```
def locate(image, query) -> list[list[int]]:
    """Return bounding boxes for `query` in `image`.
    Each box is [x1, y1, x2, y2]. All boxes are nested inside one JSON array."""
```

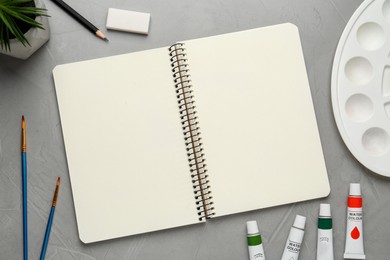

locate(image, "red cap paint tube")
[[247, 220, 265, 260], [344, 183, 365, 259]]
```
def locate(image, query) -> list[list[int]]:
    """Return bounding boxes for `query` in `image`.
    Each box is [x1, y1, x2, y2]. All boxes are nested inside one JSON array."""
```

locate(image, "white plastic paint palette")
[[332, 0, 390, 177]]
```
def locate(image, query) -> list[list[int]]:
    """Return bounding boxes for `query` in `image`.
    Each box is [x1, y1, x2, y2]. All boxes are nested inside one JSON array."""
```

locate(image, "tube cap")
[[319, 203, 331, 217], [246, 220, 259, 235], [293, 215, 306, 229], [349, 183, 361, 196]]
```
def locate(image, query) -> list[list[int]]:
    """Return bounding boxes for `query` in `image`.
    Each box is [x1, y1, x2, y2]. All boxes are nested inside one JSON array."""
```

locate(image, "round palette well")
[[332, 0, 390, 176]]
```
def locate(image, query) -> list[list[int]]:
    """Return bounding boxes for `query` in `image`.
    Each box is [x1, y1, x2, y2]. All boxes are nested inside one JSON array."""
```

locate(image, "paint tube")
[[281, 215, 306, 260], [317, 203, 334, 260], [247, 220, 266, 260], [344, 183, 365, 259]]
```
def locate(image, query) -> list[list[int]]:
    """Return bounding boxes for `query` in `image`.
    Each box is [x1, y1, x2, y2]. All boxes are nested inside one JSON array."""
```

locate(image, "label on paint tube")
[[281, 229, 304, 260], [317, 229, 334, 260], [346, 208, 363, 242], [248, 244, 265, 260], [344, 207, 365, 259], [348, 211, 363, 222], [286, 240, 301, 253]]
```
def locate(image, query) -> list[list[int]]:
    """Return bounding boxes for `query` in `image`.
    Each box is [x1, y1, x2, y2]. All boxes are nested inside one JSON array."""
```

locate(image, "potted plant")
[[0, 0, 50, 59]]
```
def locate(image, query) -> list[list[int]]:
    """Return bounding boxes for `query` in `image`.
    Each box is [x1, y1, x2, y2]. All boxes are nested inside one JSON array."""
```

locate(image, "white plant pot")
[[0, 0, 50, 60]]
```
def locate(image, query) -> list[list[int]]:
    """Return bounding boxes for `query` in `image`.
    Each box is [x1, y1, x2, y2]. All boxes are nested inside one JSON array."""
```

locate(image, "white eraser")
[[106, 8, 150, 35]]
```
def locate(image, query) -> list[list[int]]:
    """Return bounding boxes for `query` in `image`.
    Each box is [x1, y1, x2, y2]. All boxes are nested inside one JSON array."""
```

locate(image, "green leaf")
[[8, 15, 29, 46], [0, 0, 49, 51], [4, 8, 44, 29]]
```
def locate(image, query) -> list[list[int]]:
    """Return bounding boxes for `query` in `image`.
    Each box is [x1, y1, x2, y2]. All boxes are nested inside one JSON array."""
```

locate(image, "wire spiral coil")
[[168, 43, 215, 221]]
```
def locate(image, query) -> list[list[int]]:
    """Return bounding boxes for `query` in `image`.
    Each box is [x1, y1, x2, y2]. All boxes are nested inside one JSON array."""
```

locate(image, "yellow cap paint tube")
[[281, 215, 306, 260], [247, 220, 265, 260], [344, 183, 365, 259], [317, 203, 334, 260]]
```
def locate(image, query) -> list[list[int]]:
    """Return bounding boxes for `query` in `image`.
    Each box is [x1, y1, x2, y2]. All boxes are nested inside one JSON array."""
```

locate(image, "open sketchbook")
[[53, 23, 330, 243]]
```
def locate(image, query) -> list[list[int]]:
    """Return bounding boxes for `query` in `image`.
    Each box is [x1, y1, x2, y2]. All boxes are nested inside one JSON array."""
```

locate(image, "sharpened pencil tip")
[[57, 177, 61, 187], [96, 30, 109, 42]]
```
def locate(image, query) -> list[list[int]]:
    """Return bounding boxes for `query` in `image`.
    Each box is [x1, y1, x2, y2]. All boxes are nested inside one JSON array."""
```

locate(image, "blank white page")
[[183, 24, 330, 217], [53, 48, 202, 243]]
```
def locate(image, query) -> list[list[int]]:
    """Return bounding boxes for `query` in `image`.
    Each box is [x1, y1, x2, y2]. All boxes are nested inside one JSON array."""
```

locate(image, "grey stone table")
[[1, 0, 389, 259]]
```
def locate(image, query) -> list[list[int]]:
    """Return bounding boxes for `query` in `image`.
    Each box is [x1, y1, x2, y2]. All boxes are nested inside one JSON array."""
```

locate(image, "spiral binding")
[[168, 43, 215, 221]]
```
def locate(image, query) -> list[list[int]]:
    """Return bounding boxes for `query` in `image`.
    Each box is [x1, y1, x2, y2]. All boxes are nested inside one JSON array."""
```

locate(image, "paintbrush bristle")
[[52, 177, 61, 207]]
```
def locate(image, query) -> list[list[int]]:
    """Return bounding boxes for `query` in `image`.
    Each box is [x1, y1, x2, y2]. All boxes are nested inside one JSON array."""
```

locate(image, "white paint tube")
[[281, 215, 306, 260]]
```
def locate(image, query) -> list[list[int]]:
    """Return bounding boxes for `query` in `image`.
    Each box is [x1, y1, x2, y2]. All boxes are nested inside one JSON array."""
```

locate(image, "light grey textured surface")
[[1, 0, 389, 259]]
